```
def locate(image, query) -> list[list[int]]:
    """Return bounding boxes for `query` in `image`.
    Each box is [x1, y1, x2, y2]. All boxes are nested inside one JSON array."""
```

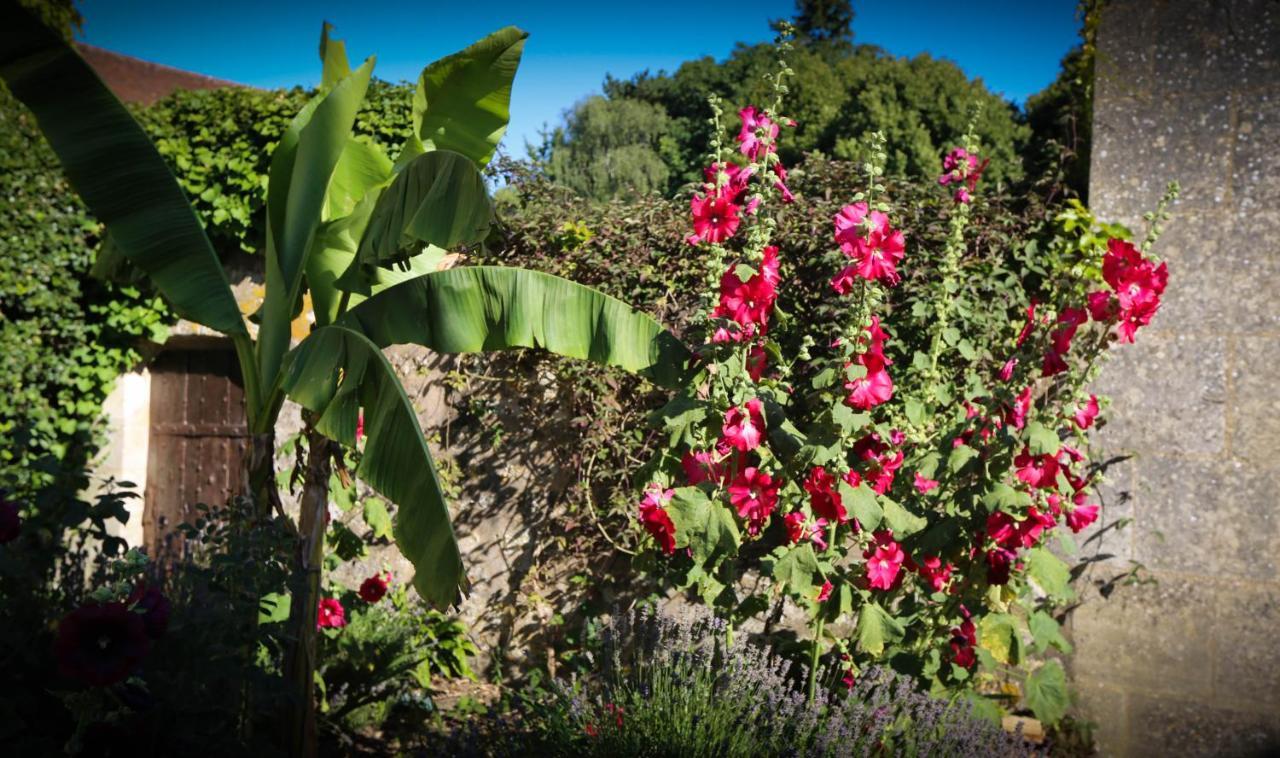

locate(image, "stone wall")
[[1073, 1, 1280, 754]]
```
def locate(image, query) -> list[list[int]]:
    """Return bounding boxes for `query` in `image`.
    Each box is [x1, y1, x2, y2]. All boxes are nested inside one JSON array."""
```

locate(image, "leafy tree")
[[773, 0, 855, 47], [545, 95, 677, 197]]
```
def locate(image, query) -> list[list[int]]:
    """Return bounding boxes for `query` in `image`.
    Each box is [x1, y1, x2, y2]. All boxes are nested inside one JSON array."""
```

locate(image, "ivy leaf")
[[1027, 547, 1073, 600], [1029, 610, 1072, 654], [978, 613, 1018, 665], [881, 496, 927, 537], [363, 498, 394, 540], [840, 480, 882, 531], [766, 543, 821, 597], [856, 601, 905, 656], [1025, 660, 1070, 725], [948, 444, 979, 474], [1026, 421, 1060, 456]]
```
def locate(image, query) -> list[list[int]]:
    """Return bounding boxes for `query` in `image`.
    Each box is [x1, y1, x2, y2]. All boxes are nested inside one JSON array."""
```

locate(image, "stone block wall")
[[1073, 1, 1280, 754]]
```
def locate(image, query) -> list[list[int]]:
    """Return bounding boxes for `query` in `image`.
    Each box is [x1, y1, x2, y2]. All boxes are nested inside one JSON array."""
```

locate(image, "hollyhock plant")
[[0, 495, 19, 544], [728, 467, 781, 535], [359, 572, 393, 603], [832, 203, 906, 286], [639, 485, 678, 554], [1066, 494, 1101, 533], [863, 530, 905, 590], [1015, 450, 1061, 490], [722, 398, 766, 452], [913, 472, 939, 494], [803, 466, 848, 524], [317, 597, 347, 630], [689, 193, 741, 245], [917, 555, 953, 592], [1073, 395, 1101, 429], [738, 106, 779, 160], [55, 603, 151, 686]]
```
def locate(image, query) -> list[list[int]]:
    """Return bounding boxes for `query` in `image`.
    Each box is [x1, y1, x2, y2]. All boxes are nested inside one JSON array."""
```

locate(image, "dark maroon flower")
[[54, 603, 151, 686], [0, 494, 20, 544], [127, 583, 171, 639], [358, 572, 391, 604]]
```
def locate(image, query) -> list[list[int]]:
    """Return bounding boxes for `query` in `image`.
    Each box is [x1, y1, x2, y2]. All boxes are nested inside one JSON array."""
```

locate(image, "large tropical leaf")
[[281, 325, 463, 607], [412, 27, 527, 166], [0, 3, 244, 335], [257, 46, 374, 391], [335, 150, 491, 293], [339, 266, 693, 389]]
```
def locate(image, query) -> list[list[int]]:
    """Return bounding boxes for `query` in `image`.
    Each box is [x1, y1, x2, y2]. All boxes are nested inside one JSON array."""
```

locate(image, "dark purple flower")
[[0, 495, 20, 544], [127, 582, 171, 639], [54, 602, 151, 686]]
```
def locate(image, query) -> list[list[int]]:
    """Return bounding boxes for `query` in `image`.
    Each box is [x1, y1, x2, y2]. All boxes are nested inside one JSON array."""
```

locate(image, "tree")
[[0, 5, 690, 754], [545, 95, 676, 199], [773, 0, 855, 47]]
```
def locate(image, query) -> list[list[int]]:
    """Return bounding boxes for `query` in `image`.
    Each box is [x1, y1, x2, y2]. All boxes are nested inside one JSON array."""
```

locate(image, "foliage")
[[522, 607, 1038, 757], [545, 95, 679, 198]]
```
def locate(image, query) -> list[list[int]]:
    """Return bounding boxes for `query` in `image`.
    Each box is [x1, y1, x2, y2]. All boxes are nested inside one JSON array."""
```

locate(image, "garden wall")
[[1073, 1, 1280, 754]]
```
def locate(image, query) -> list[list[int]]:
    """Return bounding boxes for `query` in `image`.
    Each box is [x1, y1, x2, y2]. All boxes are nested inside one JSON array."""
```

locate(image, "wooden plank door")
[[144, 344, 248, 562]]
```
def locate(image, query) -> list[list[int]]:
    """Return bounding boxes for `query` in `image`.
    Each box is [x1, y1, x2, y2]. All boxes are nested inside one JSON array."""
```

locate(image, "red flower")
[[317, 598, 347, 630], [746, 345, 768, 382], [985, 547, 1015, 585], [1007, 385, 1033, 430], [1015, 450, 1061, 490], [986, 511, 1018, 547], [359, 572, 392, 603], [728, 467, 781, 535], [1088, 239, 1168, 343], [355, 411, 364, 443], [689, 193, 741, 244], [0, 494, 20, 544], [703, 162, 752, 202], [998, 358, 1017, 383], [713, 254, 778, 331], [852, 434, 904, 495], [126, 582, 171, 639], [949, 607, 978, 668], [639, 485, 677, 554], [913, 472, 939, 494], [55, 602, 151, 686], [863, 530, 905, 590], [1066, 493, 1100, 533], [803, 466, 848, 524], [844, 350, 894, 410], [1016, 299, 1039, 348], [938, 147, 986, 202], [681, 443, 735, 486], [1016, 507, 1057, 548], [917, 555, 954, 592], [738, 106, 779, 160], [832, 203, 906, 287], [816, 580, 833, 602], [722, 398, 766, 452], [1073, 394, 1100, 429], [1042, 307, 1088, 377], [771, 161, 795, 203]]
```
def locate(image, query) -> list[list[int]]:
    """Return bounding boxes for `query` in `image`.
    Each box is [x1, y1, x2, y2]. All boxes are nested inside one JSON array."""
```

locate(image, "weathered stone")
[[1070, 573, 1216, 697], [1228, 336, 1280, 463], [1233, 87, 1280, 213], [1212, 582, 1280, 707], [1071, 677, 1129, 757], [1141, 211, 1230, 334], [1147, 0, 1280, 96], [1222, 208, 1280, 334], [1094, 1, 1155, 102], [1094, 334, 1228, 456], [1128, 692, 1280, 758], [1131, 456, 1280, 580]]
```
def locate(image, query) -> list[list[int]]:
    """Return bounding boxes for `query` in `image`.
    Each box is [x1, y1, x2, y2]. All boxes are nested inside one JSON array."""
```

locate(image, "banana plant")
[[1, 4, 690, 753]]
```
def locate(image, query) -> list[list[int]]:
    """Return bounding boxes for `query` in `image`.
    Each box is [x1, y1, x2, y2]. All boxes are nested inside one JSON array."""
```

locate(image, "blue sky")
[[79, 1, 1080, 154]]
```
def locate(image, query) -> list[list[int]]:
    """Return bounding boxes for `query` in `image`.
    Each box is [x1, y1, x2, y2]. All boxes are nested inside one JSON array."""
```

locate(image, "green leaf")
[[324, 137, 392, 220], [767, 543, 821, 598], [856, 601, 905, 656], [981, 483, 1031, 513], [318, 22, 352, 91], [650, 395, 708, 448], [258, 52, 375, 392], [830, 404, 870, 435], [948, 444, 979, 474], [881, 496, 928, 537], [363, 498, 394, 540], [978, 613, 1017, 665], [1026, 421, 1061, 456], [259, 592, 292, 624], [840, 480, 882, 531], [339, 266, 693, 390], [0, 5, 244, 335], [337, 150, 492, 293], [904, 398, 925, 427], [1027, 547, 1073, 600], [413, 27, 527, 166], [1025, 660, 1070, 725], [282, 325, 462, 607], [1028, 611, 1072, 655], [666, 487, 739, 565]]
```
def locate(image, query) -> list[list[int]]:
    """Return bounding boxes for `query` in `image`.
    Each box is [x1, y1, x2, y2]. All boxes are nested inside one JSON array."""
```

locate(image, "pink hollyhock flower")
[[1016, 507, 1057, 548], [1066, 493, 1100, 533], [998, 358, 1017, 383], [317, 598, 347, 629], [1042, 307, 1089, 377], [844, 351, 894, 410], [722, 398, 766, 452], [1073, 394, 1100, 429], [1015, 450, 1061, 490], [638, 484, 678, 554], [832, 203, 906, 286], [747, 345, 768, 382], [682, 443, 735, 485], [713, 259, 778, 330], [1089, 238, 1168, 342], [949, 607, 978, 668], [917, 555, 954, 592], [784, 511, 830, 550], [913, 472, 940, 494], [852, 434, 903, 494], [816, 580, 833, 602], [0, 495, 20, 544], [728, 467, 781, 535], [55, 602, 151, 687], [689, 193, 741, 244], [986, 511, 1018, 547], [938, 147, 978, 186], [953, 187, 972, 204], [703, 161, 753, 201], [863, 530, 905, 591], [355, 411, 364, 443], [771, 162, 795, 202], [126, 582, 171, 639], [359, 572, 392, 603], [1008, 385, 1033, 430], [985, 547, 1015, 585], [738, 106, 779, 160], [1016, 300, 1039, 347], [803, 466, 848, 524]]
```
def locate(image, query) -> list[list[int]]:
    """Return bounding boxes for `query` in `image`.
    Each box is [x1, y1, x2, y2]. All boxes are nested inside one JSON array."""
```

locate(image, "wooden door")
[[144, 343, 248, 561]]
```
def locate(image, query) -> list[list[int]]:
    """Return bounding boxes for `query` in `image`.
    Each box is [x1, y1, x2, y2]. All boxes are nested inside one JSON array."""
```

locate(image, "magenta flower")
[[1065, 493, 1100, 533], [863, 530, 905, 591], [832, 203, 905, 286], [317, 598, 347, 630], [815, 580, 833, 603], [1015, 450, 1060, 490], [737, 106, 779, 160], [689, 193, 741, 244], [917, 555, 954, 592], [722, 398, 766, 452], [985, 547, 1015, 585], [638, 485, 678, 554], [913, 472, 939, 494], [728, 467, 781, 535], [803, 466, 848, 524], [1073, 394, 1100, 429]]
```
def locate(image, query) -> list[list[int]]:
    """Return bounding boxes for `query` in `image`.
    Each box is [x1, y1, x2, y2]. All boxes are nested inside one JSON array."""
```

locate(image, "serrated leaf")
[[830, 404, 870, 435], [812, 367, 837, 389], [667, 488, 739, 565], [650, 394, 708, 447], [1029, 610, 1072, 655], [856, 601, 905, 656], [881, 496, 928, 537], [840, 480, 882, 531], [1025, 660, 1069, 725], [767, 543, 821, 598], [1027, 547, 1073, 599]]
